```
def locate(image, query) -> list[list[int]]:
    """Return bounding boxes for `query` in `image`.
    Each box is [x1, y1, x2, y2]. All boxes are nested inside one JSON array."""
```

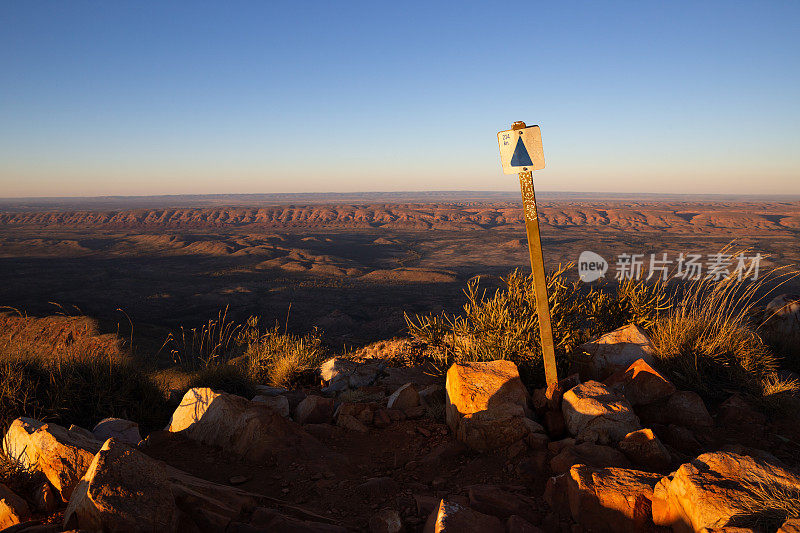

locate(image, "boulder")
[[0, 483, 30, 529], [467, 485, 541, 524], [575, 324, 656, 380], [544, 374, 581, 410], [419, 385, 446, 408], [64, 438, 262, 531], [618, 428, 671, 471], [550, 441, 631, 474], [295, 395, 336, 425], [387, 383, 420, 411], [424, 499, 504, 533], [717, 394, 766, 429], [445, 360, 531, 451], [319, 357, 385, 392], [456, 404, 531, 452], [543, 410, 566, 438], [92, 418, 142, 446], [763, 294, 800, 336], [566, 464, 663, 533], [663, 424, 703, 455], [252, 394, 291, 418], [68, 424, 96, 440], [561, 381, 641, 444], [166, 388, 330, 465], [666, 391, 713, 428], [253, 385, 288, 396], [2, 417, 102, 501], [653, 452, 800, 532], [32, 481, 58, 514], [369, 508, 404, 533], [336, 402, 376, 425], [604, 358, 675, 406]]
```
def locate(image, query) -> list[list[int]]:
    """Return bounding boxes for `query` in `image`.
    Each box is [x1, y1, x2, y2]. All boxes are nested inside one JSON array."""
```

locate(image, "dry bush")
[[734, 479, 800, 530], [649, 263, 794, 397], [162, 306, 243, 369], [242, 317, 325, 388], [0, 347, 168, 433], [406, 264, 667, 384]]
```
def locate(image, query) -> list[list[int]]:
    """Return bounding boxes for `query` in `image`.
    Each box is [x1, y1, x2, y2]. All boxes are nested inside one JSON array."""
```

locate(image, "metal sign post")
[[497, 121, 558, 387]]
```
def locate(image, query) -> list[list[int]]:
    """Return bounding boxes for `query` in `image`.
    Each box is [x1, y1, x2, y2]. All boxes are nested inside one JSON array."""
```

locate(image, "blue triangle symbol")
[[510, 136, 533, 167]]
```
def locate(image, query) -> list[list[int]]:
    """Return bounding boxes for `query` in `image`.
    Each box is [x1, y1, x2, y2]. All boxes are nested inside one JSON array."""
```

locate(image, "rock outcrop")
[[575, 324, 656, 380], [561, 381, 641, 444], [64, 438, 343, 532], [653, 451, 800, 531], [604, 358, 675, 406], [445, 360, 535, 451], [2, 417, 102, 501], [166, 387, 331, 466], [566, 464, 663, 532]]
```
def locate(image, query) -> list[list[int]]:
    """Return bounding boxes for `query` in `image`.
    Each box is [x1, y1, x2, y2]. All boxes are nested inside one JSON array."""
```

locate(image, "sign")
[[497, 121, 558, 388], [497, 125, 545, 174]]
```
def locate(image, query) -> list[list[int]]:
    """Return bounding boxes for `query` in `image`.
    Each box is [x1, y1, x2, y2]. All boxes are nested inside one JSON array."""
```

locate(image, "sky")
[[1, 1, 799, 198]]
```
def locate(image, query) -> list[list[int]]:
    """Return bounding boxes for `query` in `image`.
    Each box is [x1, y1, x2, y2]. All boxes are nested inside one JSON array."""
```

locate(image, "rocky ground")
[[2, 324, 800, 532]]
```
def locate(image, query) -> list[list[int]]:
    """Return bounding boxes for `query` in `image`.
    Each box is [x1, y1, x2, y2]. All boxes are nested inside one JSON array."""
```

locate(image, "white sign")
[[497, 125, 545, 174]]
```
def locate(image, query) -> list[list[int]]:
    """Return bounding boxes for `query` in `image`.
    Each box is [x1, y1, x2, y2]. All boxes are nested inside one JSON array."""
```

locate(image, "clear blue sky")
[[1, 1, 798, 197]]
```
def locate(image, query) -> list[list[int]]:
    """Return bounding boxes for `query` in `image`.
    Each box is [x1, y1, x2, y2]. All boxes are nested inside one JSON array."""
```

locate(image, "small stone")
[[229, 475, 248, 485]]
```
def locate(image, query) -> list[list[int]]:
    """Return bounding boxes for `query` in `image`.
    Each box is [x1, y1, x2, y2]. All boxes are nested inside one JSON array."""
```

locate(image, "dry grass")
[[243, 317, 325, 388], [405, 264, 668, 383], [649, 259, 796, 397], [0, 309, 169, 432], [161, 306, 244, 369], [734, 479, 800, 530]]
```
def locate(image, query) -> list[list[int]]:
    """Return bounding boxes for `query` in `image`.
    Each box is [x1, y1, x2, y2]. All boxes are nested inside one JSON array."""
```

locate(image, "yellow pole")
[[513, 122, 558, 387]]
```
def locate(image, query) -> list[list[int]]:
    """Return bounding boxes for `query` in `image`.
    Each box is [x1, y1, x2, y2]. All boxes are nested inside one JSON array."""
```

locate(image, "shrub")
[[405, 264, 669, 384], [0, 310, 170, 433], [0, 355, 169, 434], [242, 317, 325, 388], [649, 267, 786, 397]]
